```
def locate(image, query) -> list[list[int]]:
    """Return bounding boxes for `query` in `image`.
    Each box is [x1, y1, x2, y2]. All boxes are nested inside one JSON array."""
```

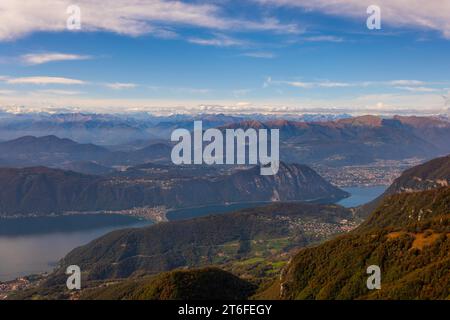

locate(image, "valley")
[[0, 185, 378, 284], [4, 202, 358, 299], [2, 3, 449, 306], [314, 158, 424, 187], [0, 114, 449, 301], [4, 152, 448, 300]]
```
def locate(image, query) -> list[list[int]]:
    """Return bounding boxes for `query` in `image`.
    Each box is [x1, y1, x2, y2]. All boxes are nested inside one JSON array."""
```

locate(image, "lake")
[[166, 202, 270, 221], [167, 185, 388, 221], [0, 186, 386, 282], [337, 186, 387, 207], [0, 215, 152, 281]]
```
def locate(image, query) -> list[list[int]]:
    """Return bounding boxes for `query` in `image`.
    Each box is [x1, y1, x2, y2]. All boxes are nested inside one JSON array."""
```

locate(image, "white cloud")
[[105, 82, 137, 90], [286, 81, 314, 88], [0, 92, 447, 116], [0, 0, 299, 41], [395, 86, 439, 93], [233, 89, 252, 98], [265, 78, 445, 91], [241, 52, 276, 58], [255, 0, 450, 39], [316, 81, 352, 88], [235, 102, 252, 107], [21, 52, 91, 65], [273, 80, 353, 89], [175, 88, 210, 94], [146, 85, 210, 94], [389, 80, 425, 86], [34, 89, 82, 95], [302, 35, 344, 42], [0, 89, 16, 95], [263, 77, 272, 88], [188, 34, 248, 47], [6, 76, 85, 85]]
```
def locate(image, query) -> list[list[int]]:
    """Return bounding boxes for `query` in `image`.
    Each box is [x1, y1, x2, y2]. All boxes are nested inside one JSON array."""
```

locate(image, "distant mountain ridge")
[[0, 111, 351, 144], [0, 135, 172, 168], [0, 162, 348, 217], [1, 114, 450, 167], [0, 135, 110, 165], [222, 115, 450, 166]]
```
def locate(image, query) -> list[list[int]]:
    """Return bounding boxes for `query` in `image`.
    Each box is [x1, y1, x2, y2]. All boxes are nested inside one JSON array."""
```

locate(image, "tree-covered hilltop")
[[9, 201, 354, 300], [279, 187, 450, 300], [81, 267, 256, 300], [51, 202, 353, 281]]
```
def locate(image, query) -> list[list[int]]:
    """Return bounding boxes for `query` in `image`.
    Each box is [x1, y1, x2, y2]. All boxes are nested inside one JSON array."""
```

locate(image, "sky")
[[1, 0, 450, 115]]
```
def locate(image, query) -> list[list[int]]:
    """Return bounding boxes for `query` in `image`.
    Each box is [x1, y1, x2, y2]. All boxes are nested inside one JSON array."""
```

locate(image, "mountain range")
[[3, 113, 450, 300], [0, 115, 449, 169], [0, 135, 172, 168], [0, 162, 348, 217], [0, 111, 352, 145], [0, 135, 111, 167], [7, 154, 450, 300], [223, 115, 450, 166]]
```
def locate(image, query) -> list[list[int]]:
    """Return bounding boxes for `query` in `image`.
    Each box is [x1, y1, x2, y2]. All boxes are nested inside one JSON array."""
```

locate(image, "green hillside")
[[81, 268, 256, 300], [356, 154, 450, 217], [54, 202, 353, 281], [279, 187, 450, 300], [10, 156, 450, 301]]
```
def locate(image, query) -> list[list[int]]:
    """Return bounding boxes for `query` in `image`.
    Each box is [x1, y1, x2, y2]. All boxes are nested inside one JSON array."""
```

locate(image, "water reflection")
[[0, 215, 152, 281]]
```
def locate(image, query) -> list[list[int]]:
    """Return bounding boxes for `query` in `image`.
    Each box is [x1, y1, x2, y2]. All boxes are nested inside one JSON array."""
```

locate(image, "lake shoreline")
[[0, 186, 386, 282]]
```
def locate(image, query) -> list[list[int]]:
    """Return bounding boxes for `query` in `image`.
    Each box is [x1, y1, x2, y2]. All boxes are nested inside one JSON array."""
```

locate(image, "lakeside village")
[[0, 205, 167, 299], [0, 205, 169, 222], [69, 205, 169, 222], [0, 274, 47, 300]]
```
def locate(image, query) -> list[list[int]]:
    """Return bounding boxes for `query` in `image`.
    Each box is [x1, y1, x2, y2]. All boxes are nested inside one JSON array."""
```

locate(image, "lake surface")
[[0, 215, 152, 281], [167, 186, 388, 221], [0, 186, 386, 282], [337, 186, 387, 207], [167, 202, 270, 221]]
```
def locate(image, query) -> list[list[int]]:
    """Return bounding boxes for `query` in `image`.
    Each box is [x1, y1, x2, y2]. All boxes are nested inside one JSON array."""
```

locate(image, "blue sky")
[[0, 0, 450, 115]]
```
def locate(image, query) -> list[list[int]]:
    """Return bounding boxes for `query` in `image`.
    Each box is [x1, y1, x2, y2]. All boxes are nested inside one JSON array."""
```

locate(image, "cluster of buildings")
[[314, 158, 424, 187], [103, 206, 168, 222], [0, 277, 32, 300]]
